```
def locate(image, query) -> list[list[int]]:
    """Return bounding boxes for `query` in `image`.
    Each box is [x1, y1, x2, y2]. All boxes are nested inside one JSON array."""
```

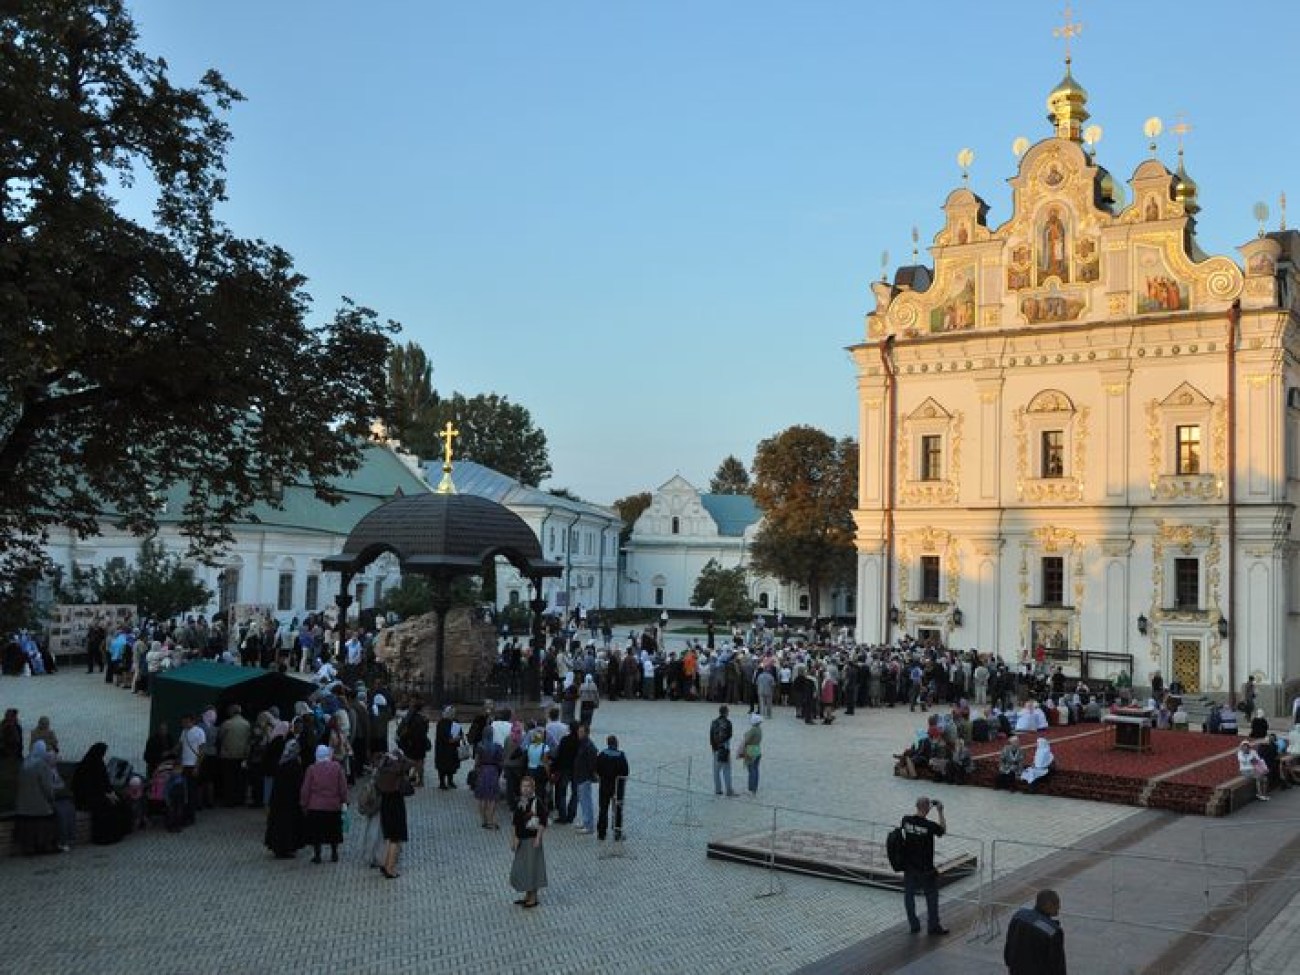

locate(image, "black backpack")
[[886, 821, 907, 872]]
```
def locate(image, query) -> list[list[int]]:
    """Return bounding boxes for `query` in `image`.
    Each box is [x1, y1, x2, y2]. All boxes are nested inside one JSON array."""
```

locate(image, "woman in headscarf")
[[508, 774, 548, 909], [374, 746, 414, 878], [1238, 739, 1270, 801], [474, 722, 504, 830], [738, 713, 763, 796], [502, 720, 526, 805], [578, 674, 600, 728], [433, 705, 463, 790], [995, 735, 1023, 791], [71, 742, 130, 844], [28, 716, 58, 755], [265, 738, 305, 859], [1020, 736, 1055, 793], [327, 712, 353, 784], [299, 743, 348, 863], [12, 740, 59, 854]]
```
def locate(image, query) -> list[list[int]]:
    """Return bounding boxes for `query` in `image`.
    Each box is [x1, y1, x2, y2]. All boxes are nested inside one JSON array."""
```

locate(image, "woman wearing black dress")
[[374, 748, 413, 879]]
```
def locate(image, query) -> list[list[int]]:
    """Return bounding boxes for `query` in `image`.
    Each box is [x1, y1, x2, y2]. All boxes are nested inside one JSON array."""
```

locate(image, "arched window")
[[671, 516, 680, 535], [799, 595, 810, 612], [654, 587, 664, 606], [758, 593, 769, 609]]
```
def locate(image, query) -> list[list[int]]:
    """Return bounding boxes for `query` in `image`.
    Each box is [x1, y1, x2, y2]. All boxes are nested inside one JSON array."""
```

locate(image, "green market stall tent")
[[149, 661, 316, 737]]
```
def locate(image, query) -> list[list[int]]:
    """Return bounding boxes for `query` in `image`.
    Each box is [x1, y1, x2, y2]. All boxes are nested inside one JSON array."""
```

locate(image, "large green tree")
[[0, 1, 396, 612], [709, 455, 752, 495], [73, 538, 211, 621], [690, 559, 754, 623], [749, 426, 858, 618], [612, 491, 652, 546], [429, 393, 551, 486], [386, 341, 439, 449]]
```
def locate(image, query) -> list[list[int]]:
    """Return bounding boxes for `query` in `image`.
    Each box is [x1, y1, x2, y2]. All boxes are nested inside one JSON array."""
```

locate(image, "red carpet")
[[959, 725, 1245, 815]]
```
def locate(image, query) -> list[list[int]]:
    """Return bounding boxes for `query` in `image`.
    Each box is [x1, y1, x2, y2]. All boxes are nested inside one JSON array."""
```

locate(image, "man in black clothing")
[[1004, 889, 1066, 974], [901, 796, 948, 935], [595, 734, 629, 841], [710, 706, 737, 796]]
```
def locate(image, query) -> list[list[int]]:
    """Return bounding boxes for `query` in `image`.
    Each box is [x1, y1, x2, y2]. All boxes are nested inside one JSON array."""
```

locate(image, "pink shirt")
[[299, 759, 349, 812]]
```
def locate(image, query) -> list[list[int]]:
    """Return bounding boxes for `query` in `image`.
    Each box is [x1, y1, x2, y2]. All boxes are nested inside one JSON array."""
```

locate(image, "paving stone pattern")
[[0, 671, 1269, 975]]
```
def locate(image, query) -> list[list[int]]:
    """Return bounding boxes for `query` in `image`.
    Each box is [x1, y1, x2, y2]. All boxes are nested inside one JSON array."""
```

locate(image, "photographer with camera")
[[901, 796, 949, 935]]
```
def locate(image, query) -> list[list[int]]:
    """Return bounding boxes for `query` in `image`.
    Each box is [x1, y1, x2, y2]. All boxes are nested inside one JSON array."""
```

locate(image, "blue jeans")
[[903, 868, 940, 931], [577, 780, 594, 830], [713, 756, 733, 794], [746, 756, 760, 794]]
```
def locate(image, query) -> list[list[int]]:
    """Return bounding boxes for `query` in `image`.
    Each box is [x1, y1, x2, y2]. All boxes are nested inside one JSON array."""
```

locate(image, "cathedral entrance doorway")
[[1172, 639, 1201, 694]]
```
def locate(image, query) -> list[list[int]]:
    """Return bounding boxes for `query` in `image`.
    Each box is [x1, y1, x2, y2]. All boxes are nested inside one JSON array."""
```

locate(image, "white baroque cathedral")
[[851, 58, 1299, 710]]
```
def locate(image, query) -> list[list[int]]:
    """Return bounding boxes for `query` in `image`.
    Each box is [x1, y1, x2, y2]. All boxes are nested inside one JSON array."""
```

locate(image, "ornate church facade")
[[851, 60, 1300, 709]]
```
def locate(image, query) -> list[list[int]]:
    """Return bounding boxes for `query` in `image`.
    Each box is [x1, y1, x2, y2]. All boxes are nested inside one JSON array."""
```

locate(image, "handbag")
[[400, 773, 415, 797], [458, 738, 473, 762]]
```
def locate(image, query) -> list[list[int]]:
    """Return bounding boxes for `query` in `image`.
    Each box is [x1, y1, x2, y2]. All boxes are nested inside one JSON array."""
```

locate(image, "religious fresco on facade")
[[1143, 195, 1161, 221], [1076, 236, 1099, 283], [1036, 205, 1071, 284], [1007, 243, 1032, 291], [929, 268, 976, 331], [1248, 252, 1275, 276], [1020, 283, 1086, 324], [1135, 244, 1188, 313]]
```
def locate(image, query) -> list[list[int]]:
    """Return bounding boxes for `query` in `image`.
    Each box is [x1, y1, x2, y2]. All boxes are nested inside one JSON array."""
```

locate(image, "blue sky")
[[128, 1, 1300, 505]]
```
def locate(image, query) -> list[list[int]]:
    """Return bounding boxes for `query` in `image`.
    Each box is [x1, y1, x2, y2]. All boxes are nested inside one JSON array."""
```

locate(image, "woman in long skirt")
[[509, 774, 548, 908], [375, 748, 413, 879], [475, 735, 503, 829], [264, 740, 305, 858], [299, 744, 348, 863]]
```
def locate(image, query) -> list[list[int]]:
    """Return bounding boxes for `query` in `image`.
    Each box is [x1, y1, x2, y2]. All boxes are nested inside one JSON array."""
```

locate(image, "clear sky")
[[127, 1, 1300, 505]]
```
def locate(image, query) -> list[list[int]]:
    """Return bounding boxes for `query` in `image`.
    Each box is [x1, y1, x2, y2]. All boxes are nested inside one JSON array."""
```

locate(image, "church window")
[[304, 574, 319, 612], [920, 435, 943, 481], [758, 592, 769, 609], [920, 555, 941, 601], [671, 516, 680, 535], [1176, 425, 1201, 474], [1041, 430, 1065, 478], [798, 595, 810, 612], [277, 572, 294, 612], [509, 590, 521, 605], [354, 582, 367, 610], [1174, 558, 1199, 610], [1041, 557, 1064, 606], [654, 587, 664, 606]]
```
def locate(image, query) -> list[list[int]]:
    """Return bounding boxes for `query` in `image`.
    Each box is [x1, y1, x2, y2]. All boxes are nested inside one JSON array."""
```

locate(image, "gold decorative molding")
[[898, 411, 964, 506], [1148, 521, 1223, 661], [1014, 401, 1088, 502]]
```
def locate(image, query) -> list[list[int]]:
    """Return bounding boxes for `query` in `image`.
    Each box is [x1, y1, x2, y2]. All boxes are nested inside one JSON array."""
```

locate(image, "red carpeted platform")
[[958, 725, 1249, 815]]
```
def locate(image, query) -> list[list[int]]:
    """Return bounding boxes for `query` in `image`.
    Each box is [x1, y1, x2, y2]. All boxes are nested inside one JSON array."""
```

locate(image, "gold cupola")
[[1174, 151, 1200, 215], [1046, 59, 1089, 141]]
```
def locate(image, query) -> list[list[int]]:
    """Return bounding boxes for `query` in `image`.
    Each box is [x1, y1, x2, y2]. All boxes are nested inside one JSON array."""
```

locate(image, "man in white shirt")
[[180, 713, 207, 823]]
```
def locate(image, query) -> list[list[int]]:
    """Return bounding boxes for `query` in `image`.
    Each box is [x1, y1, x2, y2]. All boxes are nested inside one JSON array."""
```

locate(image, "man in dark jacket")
[[901, 796, 948, 935], [552, 722, 579, 823], [594, 734, 629, 842], [570, 723, 599, 831], [1004, 889, 1066, 974]]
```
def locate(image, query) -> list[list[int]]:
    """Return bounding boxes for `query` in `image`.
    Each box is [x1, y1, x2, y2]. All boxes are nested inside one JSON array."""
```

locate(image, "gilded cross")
[[1172, 114, 1192, 154], [1053, 4, 1083, 62], [438, 420, 460, 467]]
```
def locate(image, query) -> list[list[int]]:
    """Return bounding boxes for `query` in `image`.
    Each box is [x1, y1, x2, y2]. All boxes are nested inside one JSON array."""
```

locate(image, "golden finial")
[[1143, 116, 1163, 156], [1172, 115, 1192, 161], [880, 249, 890, 283], [1012, 136, 1030, 159], [911, 226, 919, 264], [435, 420, 460, 494], [1281, 192, 1288, 231], [1083, 124, 1102, 153], [1053, 4, 1083, 65], [1253, 202, 1269, 239], [956, 147, 974, 183]]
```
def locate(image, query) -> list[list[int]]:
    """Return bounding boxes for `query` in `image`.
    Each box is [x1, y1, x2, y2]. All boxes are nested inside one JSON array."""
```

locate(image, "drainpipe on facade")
[[880, 335, 898, 644], [1226, 299, 1240, 707]]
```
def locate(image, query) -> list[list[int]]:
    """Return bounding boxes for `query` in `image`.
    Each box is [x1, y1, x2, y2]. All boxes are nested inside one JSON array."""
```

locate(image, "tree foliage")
[[749, 426, 858, 617], [386, 341, 439, 449], [709, 455, 752, 495], [69, 538, 211, 621], [427, 393, 551, 486], [612, 491, 652, 546], [690, 559, 754, 623], [0, 1, 397, 602], [377, 574, 482, 621]]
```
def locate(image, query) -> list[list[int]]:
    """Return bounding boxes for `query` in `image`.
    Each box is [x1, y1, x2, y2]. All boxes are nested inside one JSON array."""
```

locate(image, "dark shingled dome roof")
[[323, 493, 561, 578]]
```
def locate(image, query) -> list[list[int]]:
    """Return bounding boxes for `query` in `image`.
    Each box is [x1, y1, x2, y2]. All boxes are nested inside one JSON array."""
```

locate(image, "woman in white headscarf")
[[299, 743, 348, 863], [738, 713, 763, 796], [1020, 736, 1055, 792], [12, 740, 59, 854]]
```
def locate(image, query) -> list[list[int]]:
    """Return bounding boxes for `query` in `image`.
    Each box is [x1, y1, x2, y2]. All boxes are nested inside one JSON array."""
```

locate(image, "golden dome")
[[1174, 159, 1200, 215], [1046, 60, 1089, 142]]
